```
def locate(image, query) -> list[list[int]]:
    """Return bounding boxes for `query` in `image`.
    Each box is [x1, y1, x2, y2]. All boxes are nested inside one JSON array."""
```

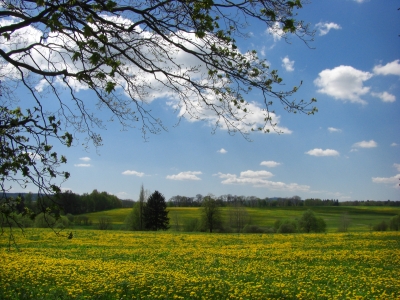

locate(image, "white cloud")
[[281, 56, 294, 72], [79, 157, 91, 161], [394, 164, 400, 172], [0, 17, 292, 137], [115, 191, 129, 199], [26, 152, 41, 161], [122, 170, 145, 177], [315, 22, 342, 36], [172, 99, 292, 134], [218, 148, 227, 154], [354, 0, 367, 3], [314, 66, 373, 104], [260, 161, 281, 168], [371, 91, 396, 103], [260, 46, 266, 57], [74, 164, 91, 167], [166, 171, 202, 181], [305, 148, 340, 157], [373, 60, 400, 76], [267, 22, 284, 42], [352, 140, 377, 148], [372, 174, 400, 188], [240, 170, 274, 178], [214, 171, 310, 191], [328, 127, 342, 133], [391, 143, 398, 147]]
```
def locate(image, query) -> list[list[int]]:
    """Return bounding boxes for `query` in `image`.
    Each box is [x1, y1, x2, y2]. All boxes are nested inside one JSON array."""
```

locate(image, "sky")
[[6, 0, 400, 201]]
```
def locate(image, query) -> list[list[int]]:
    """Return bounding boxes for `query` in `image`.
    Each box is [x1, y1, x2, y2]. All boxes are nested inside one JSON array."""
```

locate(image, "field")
[[1, 229, 399, 299], [84, 206, 400, 232]]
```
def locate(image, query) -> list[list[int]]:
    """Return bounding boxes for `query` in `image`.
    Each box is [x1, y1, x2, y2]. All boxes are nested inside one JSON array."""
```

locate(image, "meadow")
[[83, 206, 400, 232], [1, 229, 399, 299]]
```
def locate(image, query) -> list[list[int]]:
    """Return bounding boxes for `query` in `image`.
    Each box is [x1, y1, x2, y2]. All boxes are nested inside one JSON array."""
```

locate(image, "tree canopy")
[[201, 195, 222, 233], [0, 0, 316, 225], [143, 190, 169, 231]]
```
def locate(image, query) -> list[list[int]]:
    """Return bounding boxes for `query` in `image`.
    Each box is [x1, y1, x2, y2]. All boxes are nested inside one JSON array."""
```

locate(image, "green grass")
[[80, 206, 400, 232]]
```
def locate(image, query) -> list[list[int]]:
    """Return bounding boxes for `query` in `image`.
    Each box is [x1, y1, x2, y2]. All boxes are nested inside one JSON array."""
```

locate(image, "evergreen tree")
[[143, 191, 169, 231]]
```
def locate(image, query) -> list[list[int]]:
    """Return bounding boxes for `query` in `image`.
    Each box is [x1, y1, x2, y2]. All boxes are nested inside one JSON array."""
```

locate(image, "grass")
[[1, 229, 399, 299], [82, 206, 400, 232]]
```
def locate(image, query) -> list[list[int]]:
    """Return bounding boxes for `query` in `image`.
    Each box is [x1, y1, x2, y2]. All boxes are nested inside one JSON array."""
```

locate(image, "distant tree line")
[[6, 190, 123, 216], [340, 200, 400, 207], [168, 195, 400, 207]]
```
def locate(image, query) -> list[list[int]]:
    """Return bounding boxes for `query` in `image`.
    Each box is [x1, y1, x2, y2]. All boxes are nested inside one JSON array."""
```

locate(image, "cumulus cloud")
[[79, 157, 91, 161], [0, 17, 291, 136], [314, 66, 373, 104], [115, 191, 129, 199], [372, 174, 400, 188], [166, 171, 202, 181], [281, 56, 294, 72], [74, 164, 91, 167], [373, 60, 400, 76], [371, 91, 396, 103], [26, 152, 41, 161], [315, 22, 342, 36], [172, 99, 292, 134], [305, 148, 340, 157], [394, 163, 400, 172], [214, 171, 310, 191], [352, 140, 377, 148], [267, 22, 284, 42], [260, 161, 281, 167], [328, 127, 342, 133], [122, 170, 145, 177], [240, 170, 274, 178], [391, 143, 398, 147], [218, 148, 227, 154]]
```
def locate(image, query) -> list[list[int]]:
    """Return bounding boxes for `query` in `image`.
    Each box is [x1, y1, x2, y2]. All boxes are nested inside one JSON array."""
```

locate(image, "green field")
[[82, 206, 400, 232], [1, 229, 399, 299]]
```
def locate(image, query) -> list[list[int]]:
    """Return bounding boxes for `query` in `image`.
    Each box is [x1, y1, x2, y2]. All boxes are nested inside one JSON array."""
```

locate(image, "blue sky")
[[8, 0, 400, 201]]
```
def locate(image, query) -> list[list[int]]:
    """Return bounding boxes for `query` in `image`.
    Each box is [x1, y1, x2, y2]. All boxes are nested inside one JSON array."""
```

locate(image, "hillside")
[[80, 206, 400, 232]]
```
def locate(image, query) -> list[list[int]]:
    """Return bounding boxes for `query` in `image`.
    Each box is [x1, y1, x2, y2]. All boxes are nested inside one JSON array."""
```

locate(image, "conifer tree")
[[143, 191, 169, 231]]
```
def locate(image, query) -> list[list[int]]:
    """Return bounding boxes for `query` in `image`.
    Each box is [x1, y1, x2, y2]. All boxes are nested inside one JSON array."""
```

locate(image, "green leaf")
[[105, 81, 116, 93]]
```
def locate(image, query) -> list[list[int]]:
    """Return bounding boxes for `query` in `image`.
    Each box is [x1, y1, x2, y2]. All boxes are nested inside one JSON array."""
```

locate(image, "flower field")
[[1, 230, 399, 299]]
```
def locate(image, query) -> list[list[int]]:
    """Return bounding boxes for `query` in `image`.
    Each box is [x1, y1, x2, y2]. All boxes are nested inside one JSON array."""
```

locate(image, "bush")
[[389, 215, 400, 231], [75, 215, 92, 226], [0, 213, 34, 228], [34, 213, 70, 228], [97, 216, 113, 230], [273, 220, 282, 232], [277, 220, 298, 233], [55, 216, 71, 229], [242, 224, 264, 233], [373, 221, 388, 231], [66, 213, 74, 223], [219, 226, 234, 233], [183, 218, 200, 232]]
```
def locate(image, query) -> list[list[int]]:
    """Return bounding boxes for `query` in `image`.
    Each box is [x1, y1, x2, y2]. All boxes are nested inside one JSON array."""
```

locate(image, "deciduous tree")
[[0, 0, 316, 227], [201, 195, 222, 233], [298, 209, 326, 233], [125, 184, 146, 231]]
